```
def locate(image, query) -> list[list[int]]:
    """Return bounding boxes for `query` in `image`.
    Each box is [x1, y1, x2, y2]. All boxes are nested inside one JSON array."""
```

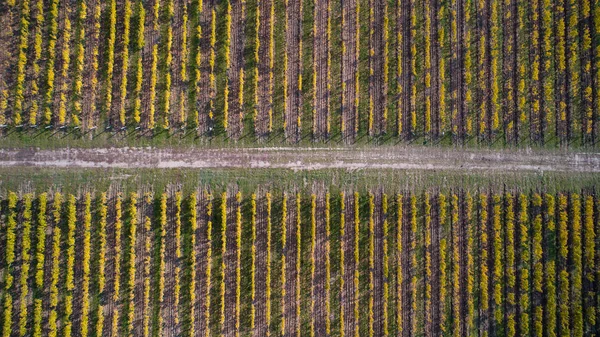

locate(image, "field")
[[0, 0, 599, 146], [0, 185, 599, 336], [1, 0, 599, 335]]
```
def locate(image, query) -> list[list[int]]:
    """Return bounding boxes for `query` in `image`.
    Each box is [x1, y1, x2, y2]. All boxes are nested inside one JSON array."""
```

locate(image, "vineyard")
[[0, 185, 599, 336], [0, 0, 599, 145], [1, 1, 600, 337]]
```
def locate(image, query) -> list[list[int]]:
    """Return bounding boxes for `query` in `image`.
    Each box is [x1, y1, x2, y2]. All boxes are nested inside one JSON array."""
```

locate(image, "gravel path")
[[0, 147, 598, 172]]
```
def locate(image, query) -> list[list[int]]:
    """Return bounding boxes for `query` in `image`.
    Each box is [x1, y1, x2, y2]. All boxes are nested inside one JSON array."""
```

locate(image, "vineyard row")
[[0, 0, 599, 145], [0, 187, 599, 336]]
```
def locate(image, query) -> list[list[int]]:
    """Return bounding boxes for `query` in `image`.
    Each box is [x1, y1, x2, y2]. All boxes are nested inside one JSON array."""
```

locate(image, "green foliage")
[[542, 0, 555, 134], [558, 194, 569, 336], [570, 194, 583, 336], [505, 194, 516, 337], [532, 194, 543, 337], [0, 187, 596, 336], [95, 192, 107, 337], [452, 193, 460, 336], [220, 191, 226, 330], [29, 0, 45, 126], [81, 193, 91, 337], [48, 192, 62, 337], [13, 0, 31, 125], [0, 0, 594, 146], [174, 191, 182, 326], [187, 0, 201, 128], [518, 193, 530, 335], [62, 194, 77, 337], [492, 194, 503, 331], [156, 192, 167, 334], [545, 194, 557, 337], [142, 192, 153, 336], [439, 193, 449, 334], [111, 193, 123, 336], [118, 0, 132, 127], [149, 45, 158, 129], [223, 0, 232, 131], [478, 192, 489, 337], [188, 192, 198, 336], [132, 0, 145, 125], [159, 0, 174, 129], [71, 0, 87, 127], [123, 192, 138, 334], [409, 194, 418, 334], [2, 192, 18, 337], [33, 193, 47, 337], [57, 8, 72, 126], [103, 0, 117, 118], [18, 194, 33, 336], [86, 0, 102, 130], [583, 195, 596, 331]]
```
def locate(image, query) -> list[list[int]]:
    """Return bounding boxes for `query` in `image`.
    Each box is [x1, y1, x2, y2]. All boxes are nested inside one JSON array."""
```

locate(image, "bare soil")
[[256, 0, 274, 140], [313, 0, 330, 141], [0, 147, 598, 172], [193, 189, 212, 337], [227, 0, 245, 140], [252, 193, 269, 337], [311, 191, 328, 336], [163, 190, 182, 337], [341, 0, 358, 143], [285, 0, 303, 143], [223, 187, 240, 337], [369, 0, 386, 137], [341, 194, 357, 336], [283, 193, 301, 337]]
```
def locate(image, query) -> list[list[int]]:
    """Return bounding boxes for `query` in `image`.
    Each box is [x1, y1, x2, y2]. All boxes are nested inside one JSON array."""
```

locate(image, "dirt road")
[[0, 147, 598, 172]]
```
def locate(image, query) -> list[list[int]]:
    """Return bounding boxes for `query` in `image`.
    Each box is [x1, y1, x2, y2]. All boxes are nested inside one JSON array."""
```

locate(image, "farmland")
[[0, 186, 599, 336], [1, 146, 600, 172], [1, 0, 599, 335], [0, 0, 599, 146]]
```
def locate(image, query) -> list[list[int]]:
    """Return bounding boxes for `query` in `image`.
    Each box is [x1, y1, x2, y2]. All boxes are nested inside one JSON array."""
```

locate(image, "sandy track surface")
[[0, 147, 599, 172]]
